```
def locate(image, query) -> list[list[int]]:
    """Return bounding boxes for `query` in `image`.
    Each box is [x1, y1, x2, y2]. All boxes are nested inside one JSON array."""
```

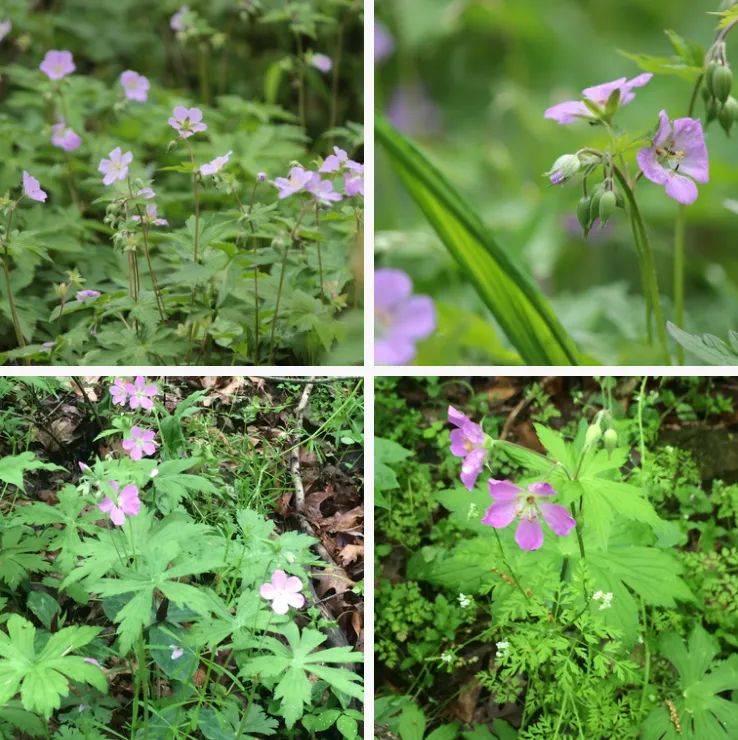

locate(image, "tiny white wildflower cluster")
[[467, 502, 479, 520], [496, 640, 511, 658], [441, 651, 454, 664], [458, 593, 472, 608], [592, 590, 614, 610]]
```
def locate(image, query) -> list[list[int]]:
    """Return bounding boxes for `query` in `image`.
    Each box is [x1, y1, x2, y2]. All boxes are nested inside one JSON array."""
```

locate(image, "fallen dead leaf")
[[338, 543, 364, 565]]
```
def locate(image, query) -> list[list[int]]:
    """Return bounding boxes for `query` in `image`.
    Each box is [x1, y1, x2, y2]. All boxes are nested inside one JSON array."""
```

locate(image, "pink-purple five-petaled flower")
[[99, 481, 140, 526], [260, 570, 306, 614], [448, 406, 488, 490], [126, 376, 158, 410], [636, 110, 709, 206], [122, 426, 159, 461], [168, 106, 207, 138], [482, 480, 576, 551]]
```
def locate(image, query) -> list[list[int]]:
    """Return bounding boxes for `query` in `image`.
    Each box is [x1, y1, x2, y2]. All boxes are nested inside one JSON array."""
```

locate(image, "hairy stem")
[[674, 205, 686, 365]]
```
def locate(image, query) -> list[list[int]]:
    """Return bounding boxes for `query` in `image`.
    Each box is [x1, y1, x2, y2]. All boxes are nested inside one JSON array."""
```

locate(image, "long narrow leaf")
[[375, 114, 581, 366]]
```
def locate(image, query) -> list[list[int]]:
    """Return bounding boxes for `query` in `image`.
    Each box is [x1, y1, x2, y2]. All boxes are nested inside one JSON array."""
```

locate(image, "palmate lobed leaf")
[[375, 114, 582, 366]]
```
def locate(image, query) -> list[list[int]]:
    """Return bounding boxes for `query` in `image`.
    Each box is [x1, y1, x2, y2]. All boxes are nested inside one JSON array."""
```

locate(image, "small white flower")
[[170, 645, 184, 660], [496, 640, 511, 658], [467, 503, 479, 520], [150, 468, 159, 478], [649, 694, 656, 702], [458, 593, 472, 608], [592, 591, 613, 610], [638, 635, 644, 644], [283, 551, 296, 564], [441, 651, 454, 663]]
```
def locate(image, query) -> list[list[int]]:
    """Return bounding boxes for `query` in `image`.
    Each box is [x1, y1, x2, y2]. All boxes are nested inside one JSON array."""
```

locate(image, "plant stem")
[[183, 138, 200, 264], [639, 598, 651, 718], [674, 205, 686, 365], [329, 11, 348, 134], [613, 166, 671, 364], [491, 528, 530, 603], [315, 201, 325, 301], [296, 33, 306, 130], [2, 204, 25, 348], [269, 202, 309, 363]]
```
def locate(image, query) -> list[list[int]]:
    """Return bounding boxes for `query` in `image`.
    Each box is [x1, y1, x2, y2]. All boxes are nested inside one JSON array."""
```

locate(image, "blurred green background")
[[375, 0, 738, 365]]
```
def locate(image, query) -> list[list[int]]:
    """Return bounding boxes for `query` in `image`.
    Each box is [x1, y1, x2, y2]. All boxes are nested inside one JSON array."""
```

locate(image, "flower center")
[[375, 307, 393, 335], [54, 63, 64, 74], [517, 496, 540, 521]]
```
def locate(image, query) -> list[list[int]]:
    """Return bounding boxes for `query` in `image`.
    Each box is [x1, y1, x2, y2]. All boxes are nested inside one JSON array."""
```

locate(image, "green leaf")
[[27, 591, 60, 630], [427, 724, 460, 740], [375, 114, 581, 365], [0, 527, 52, 588], [0, 615, 105, 719], [617, 50, 702, 80], [664, 30, 705, 68], [641, 626, 738, 739], [336, 714, 359, 739], [666, 322, 738, 365], [375, 436, 413, 496], [0, 452, 63, 490], [398, 705, 426, 740]]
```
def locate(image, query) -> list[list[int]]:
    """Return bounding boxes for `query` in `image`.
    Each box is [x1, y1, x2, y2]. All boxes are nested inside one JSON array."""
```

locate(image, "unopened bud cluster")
[[703, 42, 738, 135], [575, 179, 622, 238]]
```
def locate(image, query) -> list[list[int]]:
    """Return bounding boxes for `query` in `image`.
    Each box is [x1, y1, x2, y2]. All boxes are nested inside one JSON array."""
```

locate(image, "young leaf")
[[666, 322, 738, 366]]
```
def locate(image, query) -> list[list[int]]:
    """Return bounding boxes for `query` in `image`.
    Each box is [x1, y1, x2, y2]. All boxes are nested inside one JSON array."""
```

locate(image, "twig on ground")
[[500, 376, 556, 440]]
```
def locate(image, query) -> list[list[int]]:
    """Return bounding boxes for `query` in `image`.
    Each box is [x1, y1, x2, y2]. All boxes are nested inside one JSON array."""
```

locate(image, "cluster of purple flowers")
[[275, 146, 364, 204], [448, 408, 576, 551], [545, 73, 710, 206]]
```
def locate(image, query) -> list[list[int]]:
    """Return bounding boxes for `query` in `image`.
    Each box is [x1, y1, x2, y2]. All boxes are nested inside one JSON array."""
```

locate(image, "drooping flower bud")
[[589, 188, 604, 222], [598, 190, 617, 226], [604, 428, 618, 458], [720, 96, 738, 135], [713, 64, 733, 104], [705, 61, 719, 97], [577, 196, 592, 232], [585, 423, 602, 448], [545, 154, 581, 185]]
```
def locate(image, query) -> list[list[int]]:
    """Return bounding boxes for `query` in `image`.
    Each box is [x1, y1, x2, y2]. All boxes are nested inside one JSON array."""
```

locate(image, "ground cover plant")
[[375, 1, 738, 366], [0, 1, 364, 366], [375, 376, 738, 738], [0, 374, 365, 738]]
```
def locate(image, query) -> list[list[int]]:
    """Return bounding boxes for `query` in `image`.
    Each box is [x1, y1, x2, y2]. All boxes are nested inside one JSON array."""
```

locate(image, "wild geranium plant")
[[0, 2, 364, 365], [425, 403, 701, 735], [543, 6, 738, 365], [0, 376, 364, 738]]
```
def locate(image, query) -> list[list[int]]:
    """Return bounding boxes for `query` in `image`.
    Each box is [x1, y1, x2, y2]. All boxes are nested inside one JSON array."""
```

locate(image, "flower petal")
[[109, 506, 126, 526], [99, 497, 114, 513], [271, 569, 287, 589], [636, 147, 669, 185], [481, 500, 518, 528], [271, 596, 290, 614], [285, 576, 303, 592], [664, 172, 698, 205], [487, 479, 523, 501], [539, 502, 577, 537], [450, 428, 469, 457], [448, 406, 468, 428], [387, 296, 436, 341], [515, 517, 544, 551], [544, 100, 592, 124], [672, 117, 709, 183], [260, 583, 277, 599], [286, 592, 305, 609], [374, 268, 412, 312], [528, 482, 557, 497]]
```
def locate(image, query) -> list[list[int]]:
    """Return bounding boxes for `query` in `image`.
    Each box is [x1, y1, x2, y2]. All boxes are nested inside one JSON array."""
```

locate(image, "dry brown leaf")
[[338, 543, 364, 565], [453, 679, 483, 723], [304, 490, 333, 522], [327, 504, 364, 532], [314, 566, 353, 598]]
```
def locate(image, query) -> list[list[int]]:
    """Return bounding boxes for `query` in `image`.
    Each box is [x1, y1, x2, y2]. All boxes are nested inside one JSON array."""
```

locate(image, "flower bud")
[[707, 99, 721, 125], [713, 64, 733, 104], [705, 61, 719, 96], [720, 96, 738, 135], [577, 196, 591, 231], [546, 154, 580, 185], [589, 188, 604, 222], [701, 84, 711, 103], [604, 428, 618, 457], [598, 190, 617, 225], [585, 423, 602, 448]]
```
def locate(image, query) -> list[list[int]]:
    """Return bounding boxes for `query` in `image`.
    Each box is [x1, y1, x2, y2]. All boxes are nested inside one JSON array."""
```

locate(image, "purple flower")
[[320, 146, 349, 173], [346, 161, 364, 174], [50, 117, 82, 152], [200, 150, 232, 176], [544, 73, 652, 125], [120, 70, 150, 103], [132, 204, 168, 226], [170, 645, 184, 660], [274, 166, 313, 199], [375, 268, 436, 365], [171, 5, 190, 32], [260, 570, 305, 614], [448, 406, 488, 490], [257, 172, 267, 181], [375, 20, 395, 63], [40, 50, 75, 80], [99, 481, 140, 526], [122, 425, 159, 461], [306, 173, 343, 205], [137, 187, 155, 199], [109, 378, 129, 406], [126, 376, 158, 410], [83, 658, 101, 667], [387, 82, 443, 138], [636, 110, 709, 205], [99, 147, 133, 186], [310, 53, 332, 73], [482, 480, 576, 551], [22, 171, 47, 203], [42, 341, 56, 352], [0, 21, 12, 43], [345, 175, 364, 197], [76, 290, 101, 304], [168, 106, 207, 138]]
